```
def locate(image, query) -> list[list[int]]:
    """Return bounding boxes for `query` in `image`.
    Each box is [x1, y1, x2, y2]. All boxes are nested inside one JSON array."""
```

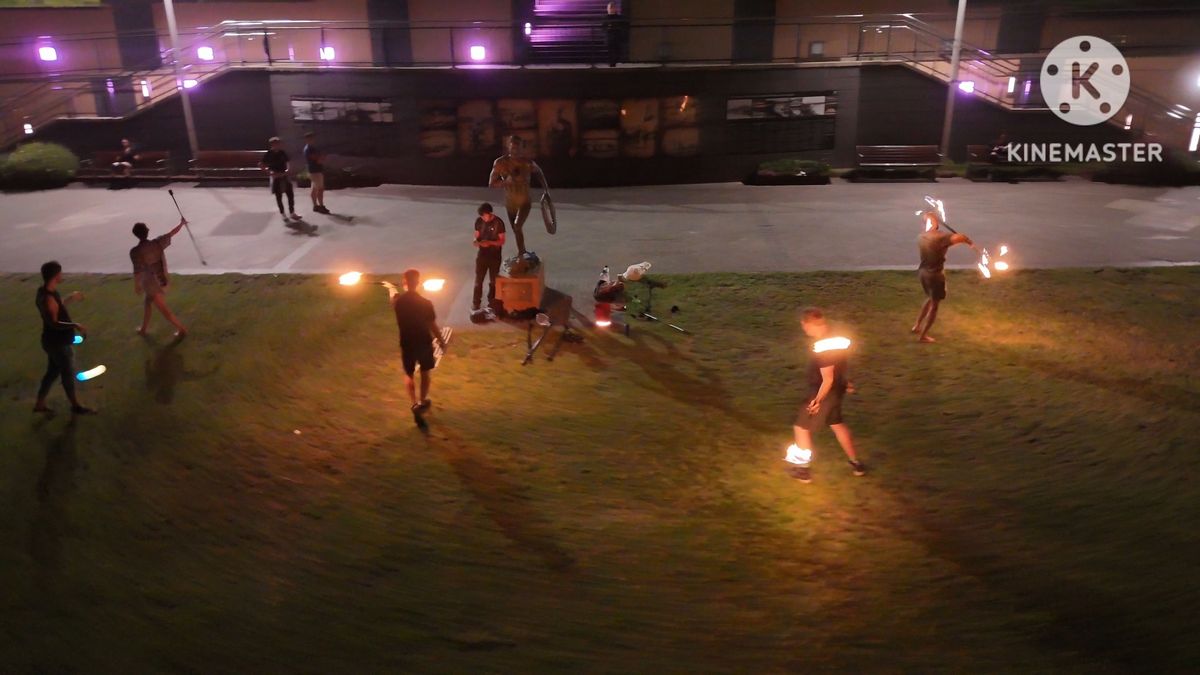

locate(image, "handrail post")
[[164, 0, 200, 162], [939, 0, 968, 160]]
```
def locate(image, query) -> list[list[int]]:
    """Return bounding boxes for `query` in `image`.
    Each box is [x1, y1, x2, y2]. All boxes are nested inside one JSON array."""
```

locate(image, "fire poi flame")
[[918, 198, 1014, 279], [812, 336, 852, 353], [76, 365, 107, 381], [339, 271, 363, 286], [422, 278, 446, 292]]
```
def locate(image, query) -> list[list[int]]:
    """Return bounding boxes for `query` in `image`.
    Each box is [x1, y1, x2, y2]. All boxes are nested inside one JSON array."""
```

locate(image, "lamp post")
[[163, 0, 200, 162], [939, 0, 968, 160]]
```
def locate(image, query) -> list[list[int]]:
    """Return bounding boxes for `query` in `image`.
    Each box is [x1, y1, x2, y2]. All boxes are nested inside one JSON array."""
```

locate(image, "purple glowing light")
[[957, 80, 975, 93], [38, 46, 58, 62], [469, 45, 486, 61], [197, 45, 214, 61], [182, 79, 198, 89], [319, 46, 335, 60]]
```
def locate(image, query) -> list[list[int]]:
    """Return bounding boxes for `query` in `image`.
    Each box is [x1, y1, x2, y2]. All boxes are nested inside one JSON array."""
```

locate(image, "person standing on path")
[[131, 219, 188, 338], [472, 202, 506, 312], [260, 136, 300, 224], [33, 261, 95, 416], [302, 131, 329, 214]]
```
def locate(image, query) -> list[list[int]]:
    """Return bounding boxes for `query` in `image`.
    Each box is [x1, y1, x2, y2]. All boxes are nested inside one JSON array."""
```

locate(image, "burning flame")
[[784, 444, 813, 466], [999, 245, 1009, 256], [422, 278, 446, 292], [76, 365, 107, 382], [978, 262, 992, 279], [994, 261, 1010, 271], [339, 271, 363, 286], [595, 320, 612, 328], [813, 337, 851, 353]]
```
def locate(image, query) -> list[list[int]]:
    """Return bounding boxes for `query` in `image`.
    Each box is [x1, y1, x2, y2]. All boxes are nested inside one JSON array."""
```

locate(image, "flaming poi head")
[[977, 244, 1013, 279], [422, 278, 446, 292], [339, 271, 363, 286], [918, 195, 947, 231]]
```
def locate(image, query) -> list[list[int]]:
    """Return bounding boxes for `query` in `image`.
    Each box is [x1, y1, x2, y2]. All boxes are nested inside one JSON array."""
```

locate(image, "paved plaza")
[[2, 178, 1198, 322]]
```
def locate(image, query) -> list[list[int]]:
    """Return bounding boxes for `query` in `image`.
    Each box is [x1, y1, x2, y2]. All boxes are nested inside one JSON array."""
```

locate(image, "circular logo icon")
[[1041, 36, 1129, 126]]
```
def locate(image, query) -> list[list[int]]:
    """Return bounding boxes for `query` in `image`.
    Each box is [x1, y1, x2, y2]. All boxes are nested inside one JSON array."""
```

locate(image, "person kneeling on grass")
[[388, 269, 447, 415], [785, 307, 865, 483], [131, 219, 188, 338], [33, 261, 95, 416]]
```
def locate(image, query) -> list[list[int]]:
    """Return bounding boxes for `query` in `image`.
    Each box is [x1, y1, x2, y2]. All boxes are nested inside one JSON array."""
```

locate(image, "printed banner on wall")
[[538, 100, 578, 159], [620, 98, 658, 159], [291, 98, 394, 124], [726, 94, 838, 120], [457, 100, 496, 157]]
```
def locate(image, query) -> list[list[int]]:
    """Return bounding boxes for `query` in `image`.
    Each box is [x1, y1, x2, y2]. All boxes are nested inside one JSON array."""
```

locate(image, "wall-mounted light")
[[23, 123, 34, 135], [197, 46, 214, 61], [1189, 113, 1200, 152], [469, 45, 486, 61], [141, 79, 151, 98], [1124, 113, 1133, 130], [182, 78, 198, 89], [1023, 80, 1032, 96], [1007, 76, 1016, 94], [524, 22, 532, 36], [319, 46, 335, 60], [38, 46, 58, 62], [957, 80, 975, 93]]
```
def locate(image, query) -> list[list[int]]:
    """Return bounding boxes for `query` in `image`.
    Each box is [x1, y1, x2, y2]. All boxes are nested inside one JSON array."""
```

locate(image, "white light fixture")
[[319, 46, 335, 60], [469, 44, 486, 61], [182, 78, 198, 89], [524, 22, 532, 36], [957, 80, 975, 93], [1191, 113, 1200, 152], [38, 46, 58, 62], [1124, 113, 1133, 130], [1007, 76, 1016, 94], [141, 79, 151, 97], [23, 123, 34, 135], [197, 45, 214, 61], [1023, 80, 1032, 96], [105, 79, 115, 93]]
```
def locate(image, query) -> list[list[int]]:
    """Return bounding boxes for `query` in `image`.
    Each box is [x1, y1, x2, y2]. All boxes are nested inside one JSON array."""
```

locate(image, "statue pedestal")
[[497, 262, 545, 312]]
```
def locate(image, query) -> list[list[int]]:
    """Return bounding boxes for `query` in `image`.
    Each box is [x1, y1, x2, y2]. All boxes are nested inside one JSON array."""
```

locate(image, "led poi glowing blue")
[[73, 334, 84, 345], [76, 365, 107, 381]]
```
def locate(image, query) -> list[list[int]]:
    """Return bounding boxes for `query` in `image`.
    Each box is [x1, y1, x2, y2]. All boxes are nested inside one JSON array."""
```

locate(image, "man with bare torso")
[[488, 135, 549, 256]]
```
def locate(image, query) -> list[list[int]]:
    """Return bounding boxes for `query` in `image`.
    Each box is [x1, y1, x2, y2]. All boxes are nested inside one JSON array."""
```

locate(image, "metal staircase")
[[526, 0, 615, 64]]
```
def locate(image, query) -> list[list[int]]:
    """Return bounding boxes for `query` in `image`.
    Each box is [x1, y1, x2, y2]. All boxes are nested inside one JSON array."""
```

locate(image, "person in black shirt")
[[912, 208, 974, 343], [33, 261, 95, 416], [302, 131, 329, 214], [472, 202, 506, 311], [112, 138, 140, 176], [602, 2, 628, 67], [785, 307, 863, 482], [388, 269, 447, 414], [260, 136, 300, 223]]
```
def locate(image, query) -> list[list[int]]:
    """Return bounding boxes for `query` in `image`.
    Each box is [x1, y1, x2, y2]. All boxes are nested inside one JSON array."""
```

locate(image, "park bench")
[[853, 145, 941, 181], [78, 150, 171, 180], [966, 143, 1061, 182], [190, 150, 268, 182]]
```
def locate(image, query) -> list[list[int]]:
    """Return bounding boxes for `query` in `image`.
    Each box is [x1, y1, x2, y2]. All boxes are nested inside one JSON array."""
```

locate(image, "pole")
[[939, 0, 968, 160], [163, 0, 200, 163]]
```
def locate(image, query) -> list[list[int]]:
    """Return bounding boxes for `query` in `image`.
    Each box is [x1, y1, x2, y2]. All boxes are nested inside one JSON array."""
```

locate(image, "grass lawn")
[[2, 268, 1198, 673]]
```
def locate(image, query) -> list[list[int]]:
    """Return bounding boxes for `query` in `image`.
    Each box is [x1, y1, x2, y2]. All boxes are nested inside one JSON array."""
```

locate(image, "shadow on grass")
[[425, 427, 575, 573], [143, 336, 219, 405], [29, 418, 78, 587]]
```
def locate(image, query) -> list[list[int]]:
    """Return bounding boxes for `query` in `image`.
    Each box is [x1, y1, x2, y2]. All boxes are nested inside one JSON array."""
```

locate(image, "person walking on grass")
[[302, 131, 329, 215], [784, 307, 865, 483], [260, 136, 300, 224], [912, 208, 974, 343], [388, 269, 447, 417], [472, 202, 506, 312], [131, 219, 188, 338], [33, 261, 95, 416]]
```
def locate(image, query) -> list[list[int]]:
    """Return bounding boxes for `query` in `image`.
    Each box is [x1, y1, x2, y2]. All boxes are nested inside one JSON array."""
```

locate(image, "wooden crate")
[[496, 264, 545, 312]]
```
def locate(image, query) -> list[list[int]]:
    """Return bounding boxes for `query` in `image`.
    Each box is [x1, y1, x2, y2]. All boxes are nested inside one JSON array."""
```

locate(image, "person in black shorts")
[[389, 268, 447, 414], [785, 307, 863, 482], [33, 261, 95, 416], [260, 136, 300, 223], [912, 208, 974, 343], [302, 131, 329, 214], [472, 202, 506, 312]]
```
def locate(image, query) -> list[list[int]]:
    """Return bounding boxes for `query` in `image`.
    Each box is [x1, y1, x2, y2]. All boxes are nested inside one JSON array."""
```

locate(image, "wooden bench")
[[966, 143, 1061, 182], [853, 145, 941, 181], [78, 150, 171, 179], [190, 150, 268, 181]]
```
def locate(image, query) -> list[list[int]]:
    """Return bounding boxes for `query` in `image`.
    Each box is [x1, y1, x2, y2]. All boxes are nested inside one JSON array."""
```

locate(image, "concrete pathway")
[[2, 178, 1198, 324]]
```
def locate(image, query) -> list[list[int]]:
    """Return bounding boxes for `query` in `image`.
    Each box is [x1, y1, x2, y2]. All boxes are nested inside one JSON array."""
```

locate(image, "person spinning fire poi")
[[387, 269, 448, 417], [912, 204, 975, 343], [488, 135, 550, 256], [784, 307, 865, 483]]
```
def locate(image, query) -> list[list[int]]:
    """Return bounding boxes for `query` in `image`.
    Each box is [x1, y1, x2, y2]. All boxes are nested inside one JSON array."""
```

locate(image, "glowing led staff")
[[73, 335, 84, 345], [76, 365, 107, 382]]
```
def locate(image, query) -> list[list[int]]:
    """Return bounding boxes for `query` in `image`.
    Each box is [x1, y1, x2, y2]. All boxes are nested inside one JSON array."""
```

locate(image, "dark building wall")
[[33, 71, 277, 169], [857, 65, 1134, 161]]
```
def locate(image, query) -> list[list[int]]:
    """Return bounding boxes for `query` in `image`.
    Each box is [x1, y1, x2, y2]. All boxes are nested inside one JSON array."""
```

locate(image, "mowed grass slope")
[[1, 269, 1197, 673]]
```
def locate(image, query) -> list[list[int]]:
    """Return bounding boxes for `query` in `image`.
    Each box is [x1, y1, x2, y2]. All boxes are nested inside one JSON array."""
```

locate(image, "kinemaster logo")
[[1002, 35, 1161, 164]]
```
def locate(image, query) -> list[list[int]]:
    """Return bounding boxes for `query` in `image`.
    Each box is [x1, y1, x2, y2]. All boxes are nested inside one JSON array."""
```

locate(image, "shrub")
[[0, 142, 79, 190], [757, 158, 830, 176]]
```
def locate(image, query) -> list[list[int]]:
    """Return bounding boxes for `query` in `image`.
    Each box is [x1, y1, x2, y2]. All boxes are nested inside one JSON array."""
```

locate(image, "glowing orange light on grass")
[[339, 271, 363, 286]]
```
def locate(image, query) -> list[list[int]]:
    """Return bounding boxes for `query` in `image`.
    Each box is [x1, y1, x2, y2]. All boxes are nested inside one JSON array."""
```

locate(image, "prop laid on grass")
[[918, 196, 1013, 279], [168, 189, 208, 266], [338, 271, 452, 370], [621, 263, 689, 333]]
